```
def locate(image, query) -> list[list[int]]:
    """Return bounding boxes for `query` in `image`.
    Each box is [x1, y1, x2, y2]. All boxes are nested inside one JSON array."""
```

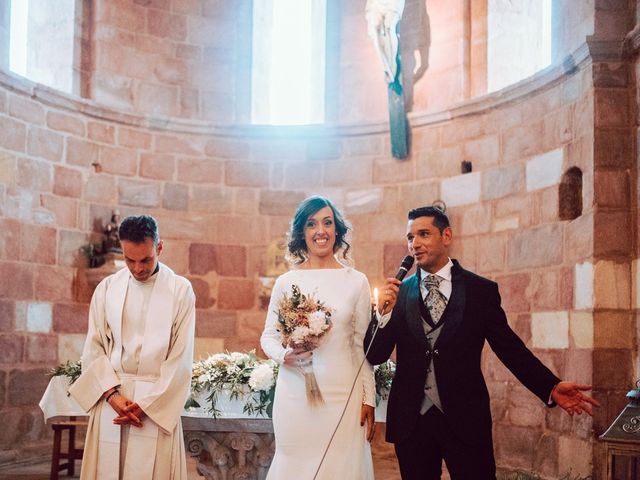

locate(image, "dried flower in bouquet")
[[276, 284, 333, 406]]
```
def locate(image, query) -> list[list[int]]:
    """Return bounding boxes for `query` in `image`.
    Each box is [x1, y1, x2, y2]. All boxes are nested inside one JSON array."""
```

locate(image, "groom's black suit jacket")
[[365, 260, 560, 446]]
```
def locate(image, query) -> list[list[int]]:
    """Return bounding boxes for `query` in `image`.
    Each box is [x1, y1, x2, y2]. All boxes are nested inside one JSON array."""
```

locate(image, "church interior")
[[0, 0, 639, 478]]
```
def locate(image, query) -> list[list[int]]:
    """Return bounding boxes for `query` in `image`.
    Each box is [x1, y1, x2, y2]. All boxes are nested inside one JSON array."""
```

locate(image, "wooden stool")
[[50, 416, 87, 480]]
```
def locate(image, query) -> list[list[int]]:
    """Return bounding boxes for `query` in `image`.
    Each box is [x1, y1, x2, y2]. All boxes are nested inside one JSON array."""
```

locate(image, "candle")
[[373, 287, 379, 308]]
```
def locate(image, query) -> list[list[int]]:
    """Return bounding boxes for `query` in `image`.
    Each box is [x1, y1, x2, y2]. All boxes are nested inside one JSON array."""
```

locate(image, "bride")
[[260, 195, 376, 479]]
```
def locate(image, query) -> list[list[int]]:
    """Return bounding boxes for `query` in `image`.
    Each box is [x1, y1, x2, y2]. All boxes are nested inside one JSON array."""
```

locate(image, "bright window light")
[[252, 0, 326, 125], [9, 0, 28, 77]]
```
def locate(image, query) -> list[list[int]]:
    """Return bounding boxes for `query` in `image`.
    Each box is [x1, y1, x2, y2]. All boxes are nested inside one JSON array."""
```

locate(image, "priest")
[[69, 215, 196, 480]]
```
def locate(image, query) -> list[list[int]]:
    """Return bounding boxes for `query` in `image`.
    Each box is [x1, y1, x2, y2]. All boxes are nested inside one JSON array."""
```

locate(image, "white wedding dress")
[[261, 267, 376, 480]]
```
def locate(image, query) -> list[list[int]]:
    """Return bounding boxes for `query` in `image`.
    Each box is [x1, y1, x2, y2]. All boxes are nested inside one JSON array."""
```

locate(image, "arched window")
[[487, 0, 552, 92], [8, 0, 78, 93], [559, 167, 582, 221], [251, 0, 327, 125]]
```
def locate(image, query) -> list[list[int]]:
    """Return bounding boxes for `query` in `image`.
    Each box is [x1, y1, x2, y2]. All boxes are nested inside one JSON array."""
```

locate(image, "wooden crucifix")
[[366, 0, 408, 159]]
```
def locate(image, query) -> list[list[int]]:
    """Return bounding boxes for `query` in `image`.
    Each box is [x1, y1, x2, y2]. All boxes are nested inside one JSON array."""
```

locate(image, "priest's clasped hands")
[[105, 388, 146, 427]]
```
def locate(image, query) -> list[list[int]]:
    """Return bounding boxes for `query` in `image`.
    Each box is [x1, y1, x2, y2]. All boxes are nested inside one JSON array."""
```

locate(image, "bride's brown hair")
[[286, 196, 351, 265]]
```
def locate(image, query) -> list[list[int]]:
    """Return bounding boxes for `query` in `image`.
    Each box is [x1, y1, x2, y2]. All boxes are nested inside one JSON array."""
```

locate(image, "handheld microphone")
[[381, 255, 415, 312]]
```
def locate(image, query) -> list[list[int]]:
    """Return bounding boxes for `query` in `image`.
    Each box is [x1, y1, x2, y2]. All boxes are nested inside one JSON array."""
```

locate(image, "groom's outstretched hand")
[[551, 381, 600, 416], [361, 404, 376, 442]]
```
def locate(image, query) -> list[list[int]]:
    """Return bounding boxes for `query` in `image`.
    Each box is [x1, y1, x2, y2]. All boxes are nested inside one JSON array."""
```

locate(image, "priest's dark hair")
[[286, 195, 351, 265], [119, 215, 160, 245], [407, 205, 450, 233]]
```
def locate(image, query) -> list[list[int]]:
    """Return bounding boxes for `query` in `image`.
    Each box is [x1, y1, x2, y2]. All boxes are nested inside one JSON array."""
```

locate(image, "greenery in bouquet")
[[374, 359, 396, 406], [48, 359, 82, 385], [189, 350, 278, 419]]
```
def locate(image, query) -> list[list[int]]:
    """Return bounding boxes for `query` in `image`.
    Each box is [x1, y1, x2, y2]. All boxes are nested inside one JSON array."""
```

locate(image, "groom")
[[365, 206, 598, 480]]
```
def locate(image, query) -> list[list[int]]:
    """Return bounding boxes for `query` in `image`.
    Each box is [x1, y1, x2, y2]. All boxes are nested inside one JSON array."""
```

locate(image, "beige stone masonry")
[[575, 262, 594, 309], [526, 148, 564, 191], [569, 311, 593, 349], [593, 260, 631, 309], [531, 311, 569, 349], [441, 171, 481, 207]]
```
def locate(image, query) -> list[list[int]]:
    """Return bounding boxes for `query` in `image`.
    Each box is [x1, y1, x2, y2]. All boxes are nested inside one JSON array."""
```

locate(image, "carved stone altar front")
[[182, 416, 274, 480]]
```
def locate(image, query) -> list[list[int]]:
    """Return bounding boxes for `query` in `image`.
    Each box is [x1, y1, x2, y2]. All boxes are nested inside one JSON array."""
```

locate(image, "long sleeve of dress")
[[260, 276, 289, 365], [69, 279, 121, 412], [353, 274, 376, 407]]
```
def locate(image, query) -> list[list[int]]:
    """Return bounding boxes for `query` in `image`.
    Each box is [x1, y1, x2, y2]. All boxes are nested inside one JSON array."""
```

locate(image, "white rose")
[[290, 326, 311, 345], [308, 311, 328, 334], [249, 362, 276, 391]]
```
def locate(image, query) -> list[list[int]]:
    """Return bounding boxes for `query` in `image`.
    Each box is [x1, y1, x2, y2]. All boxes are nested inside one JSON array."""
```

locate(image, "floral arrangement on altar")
[[189, 350, 278, 418]]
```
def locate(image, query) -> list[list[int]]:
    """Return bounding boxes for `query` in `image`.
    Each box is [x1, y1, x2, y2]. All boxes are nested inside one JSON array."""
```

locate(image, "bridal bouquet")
[[276, 284, 333, 406]]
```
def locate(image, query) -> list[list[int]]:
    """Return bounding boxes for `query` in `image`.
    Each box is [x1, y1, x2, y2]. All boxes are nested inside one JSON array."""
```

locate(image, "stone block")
[[189, 244, 247, 276], [57, 333, 86, 362], [137, 83, 179, 117], [67, 137, 99, 167], [8, 94, 44, 124], [594, 210, 632, 257], [53, 303, 89, 333], [593, 349, 633, 389], [460, 203, 491, 236], [383, 243, 411, 278], [594, 169, 629, 208], [533, 434, 559, 479], [205, 139, 250, 159], [373, 157, 415, 184], [118, 127, 151, 149], [176, 43, 201, 61], [574, 262, 593, 309], [259, 191, 306, 216], [595, 128, 632, 168], [594, 310, 634, 349], [493, 216, 519, 232], [87, 121, 115, 144], [344, 189, 382, 215], [634, 258, 640, 309], [57, 230, 90, 268], [148, 9, 186, 41], [20, 224, 56, 265], [190, 186, 233, 213], [46, 111, 85, 136], [8, 368, 50, 406], [0, 262, 34, 299], [529, 269, 561, 310], [26, 334, 57, 363], [27, 126, 63, 162], [99, 146, 137, 176], [441, 172, 481, 207], [85, 174, 117, 204], [463, 135, 499, 170], [494, 273, 530, 313], [217, 279, 255, 310], [226, 161, 269, 187], [531, 311, 569, 349], [306, 140, 342, 161], [558, 436, 592, 478], [0, 334, 24, 363], [0, 116, 26, 152], [397, 182, 440, 213], [17, 157, 52, 192], [163, 183, 189, 211], [40, 195, 77, 229], [507, 224, 563, 270], [508, 385, 546, 427], [0, 218, 20, 261], [493, 424, 537, 471], [594, 88, 630, 128], [0, 152, 16, 185], [153, 58, 187, 85], [236, 311, 266, 340], [177, 157, 222, 184], [343, 136, 384, 157], [53, 166, 82, 198], [594, 260, 630, 309], [195, 310, 236, 338], [564, 212, 593, 262], [477, 235, 505, 274], [159, 240, 189, 274], [482, 164, 524, 200], [502, 122, 543, 163], [215, 216, 268, 245], [154, 134, 200, 156], [323, 159, 373, 187], [416, 145, 463, 180], [21, 302, 52, 333], [526, 148, 563, 191], [140, 153, 175, 180], [193, 337, 225, 361], [34, 265, 74, 303], [119, 178, 161, 207], [189, 277, 215, 309], [0, 300, 14, 332]]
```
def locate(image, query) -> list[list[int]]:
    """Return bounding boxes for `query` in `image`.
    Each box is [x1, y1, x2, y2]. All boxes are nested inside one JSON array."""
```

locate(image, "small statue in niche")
[[103, 210, 122, 253]]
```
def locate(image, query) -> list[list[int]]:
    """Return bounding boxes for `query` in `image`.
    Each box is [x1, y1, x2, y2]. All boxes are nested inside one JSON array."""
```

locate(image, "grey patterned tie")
[[424, 274, 447, 323]]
